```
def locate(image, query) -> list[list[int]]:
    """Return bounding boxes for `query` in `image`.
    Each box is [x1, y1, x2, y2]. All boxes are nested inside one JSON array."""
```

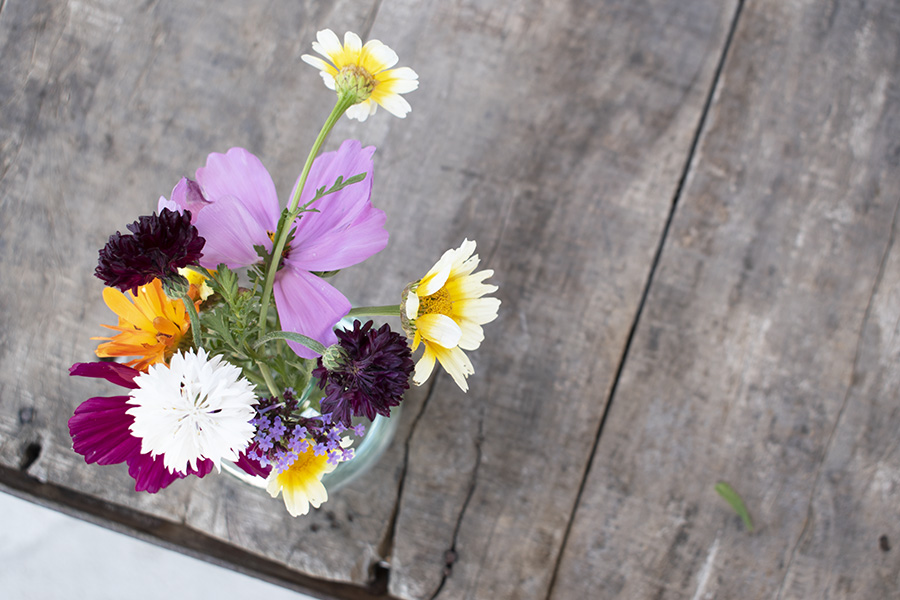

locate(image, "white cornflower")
[[127, 348, 257, 474]]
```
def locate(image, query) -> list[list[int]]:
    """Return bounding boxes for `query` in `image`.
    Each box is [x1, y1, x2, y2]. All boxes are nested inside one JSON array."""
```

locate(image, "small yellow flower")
[[266, 444, 337, 517], [301, 29, 419, 122], [179, 267, 213, 301], [93, 279, 196, 371], [402, 240, 500, 392]]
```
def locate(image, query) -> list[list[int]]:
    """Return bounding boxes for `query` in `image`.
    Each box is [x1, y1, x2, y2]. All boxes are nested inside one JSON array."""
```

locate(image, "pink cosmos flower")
[[68, 361, 267, 491], [159, 140, 388, 358]]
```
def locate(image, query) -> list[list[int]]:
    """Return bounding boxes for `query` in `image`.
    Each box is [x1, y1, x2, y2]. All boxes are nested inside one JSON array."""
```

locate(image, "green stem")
[[182, 293, 203, 348], [256, 361, 282, 401], [256, 94, 356, 340], [346, 305, 402, 319]]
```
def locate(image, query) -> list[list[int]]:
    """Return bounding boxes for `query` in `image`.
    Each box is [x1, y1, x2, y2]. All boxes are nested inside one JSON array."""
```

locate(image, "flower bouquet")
[[68, 30, 500, 517]]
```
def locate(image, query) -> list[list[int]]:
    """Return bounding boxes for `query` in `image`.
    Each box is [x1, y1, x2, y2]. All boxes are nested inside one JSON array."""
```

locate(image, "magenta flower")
[[68, 361, 214, 493], [69, 362, 266, 491], [159, 140, 388, 358]]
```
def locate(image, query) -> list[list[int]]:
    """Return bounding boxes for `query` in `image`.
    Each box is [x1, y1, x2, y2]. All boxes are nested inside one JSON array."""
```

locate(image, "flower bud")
[[334, 64, 376, 104], [320, 343, 350, 372], [161, 272, 191, 299]]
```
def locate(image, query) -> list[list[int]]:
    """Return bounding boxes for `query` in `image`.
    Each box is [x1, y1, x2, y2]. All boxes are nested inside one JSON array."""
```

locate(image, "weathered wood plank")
[[369, 1, 741, 598], [551, 0, 900, 597], [0, 0, 411, 593], [0, 0, 739, 597]]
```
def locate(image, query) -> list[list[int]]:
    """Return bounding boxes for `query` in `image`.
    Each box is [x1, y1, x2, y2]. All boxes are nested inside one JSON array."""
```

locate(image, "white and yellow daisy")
[[402, 239, 500, 392], [266, 444, 337, 517], [301, 29, 419, 121]]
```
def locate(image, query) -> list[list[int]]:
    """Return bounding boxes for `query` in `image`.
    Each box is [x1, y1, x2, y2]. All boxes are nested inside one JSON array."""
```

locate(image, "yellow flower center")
[[419, 288, 453, 318]]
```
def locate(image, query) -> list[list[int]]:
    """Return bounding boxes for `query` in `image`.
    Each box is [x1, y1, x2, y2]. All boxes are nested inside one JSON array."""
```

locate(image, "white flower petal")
[[417, 313, 462, 348], [345, 102, 373, 122], [301, 54, 332, 72], [380, 77, 419, 95], [343, 31, 362, 54], [361, 39, 399, 71], [456, 297, 501, 324], [386, 66, 418, 81], [457, 319, 485, 352], [412, 345, 437, 386], [375, 92, 412, 118], [433, 345, 474, 392], [419, 250, 455, 296], [405, 292, 420, 320], [314, 29, 343, 60], [127, 348, 257, 475]]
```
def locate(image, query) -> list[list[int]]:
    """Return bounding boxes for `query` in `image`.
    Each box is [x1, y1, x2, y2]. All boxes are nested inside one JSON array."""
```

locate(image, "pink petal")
[[158, 178, 209, 221], [286, 203, 388, 271], [68, 396, 141, 465], [126, 454, 214, 494], [70, 362, 140, 389], [273, 267, 350, 358], [287, 140, 388, 270], [234, 449, 272, 478], [196, 148, 280, 234], [193, 194, 273, 269]]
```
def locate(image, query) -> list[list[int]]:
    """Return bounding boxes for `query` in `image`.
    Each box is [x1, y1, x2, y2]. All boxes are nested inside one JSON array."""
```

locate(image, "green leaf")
[[253, 330, 327, 356], [715, 481, 754, 532], [301, 172, 367, 210]]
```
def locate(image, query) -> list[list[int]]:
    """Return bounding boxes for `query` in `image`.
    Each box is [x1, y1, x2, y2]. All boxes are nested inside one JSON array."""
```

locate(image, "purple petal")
[[158, 178, 209, 221], [273, 267, 349, 358], [286, 203, 387, 272], [193, 194, 272, 269], [126, 454, 214, 494], [69, 396, 142, 465], [70, 362, 140, 390], [287, 140, 387, 271], [234, 449, 272, 478], [196, 148, 280, 234]]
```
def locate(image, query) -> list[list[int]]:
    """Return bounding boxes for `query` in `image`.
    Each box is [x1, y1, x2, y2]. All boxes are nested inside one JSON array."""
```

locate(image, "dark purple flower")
[[313, 320, 413, 426], [95, 208, 205, 293], [68, 361, 213, 493]]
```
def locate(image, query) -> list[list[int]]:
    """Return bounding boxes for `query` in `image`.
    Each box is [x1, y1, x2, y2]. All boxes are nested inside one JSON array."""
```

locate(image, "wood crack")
[[376, 376, 441, 575], [428, 398, 484, 600], [775, 192, 900, 600], [360, 0, 385, 41], [544, 1, 747, 597]]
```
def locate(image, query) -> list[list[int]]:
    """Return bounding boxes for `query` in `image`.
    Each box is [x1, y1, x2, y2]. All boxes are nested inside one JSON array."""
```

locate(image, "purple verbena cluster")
[[246, 389, 363, 472]]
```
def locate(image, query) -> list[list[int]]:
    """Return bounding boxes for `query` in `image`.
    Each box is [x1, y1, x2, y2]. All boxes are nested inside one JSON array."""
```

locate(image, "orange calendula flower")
[[93, 279, 198, 371]]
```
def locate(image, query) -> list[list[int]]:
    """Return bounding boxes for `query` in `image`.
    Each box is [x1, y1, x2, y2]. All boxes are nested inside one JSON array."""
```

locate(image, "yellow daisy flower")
[[93, 278, 196, 371], [402, 239, 500, 392], [266, 444, 337, 517], [301, 29, 419, 122]]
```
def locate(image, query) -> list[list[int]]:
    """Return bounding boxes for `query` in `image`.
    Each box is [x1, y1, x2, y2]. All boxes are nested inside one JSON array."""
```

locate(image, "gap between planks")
[[544, 1, 747, 598]]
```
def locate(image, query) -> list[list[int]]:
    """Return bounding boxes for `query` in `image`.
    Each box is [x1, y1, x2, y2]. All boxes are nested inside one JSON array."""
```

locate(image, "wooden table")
[[2, 1, 898, 598]]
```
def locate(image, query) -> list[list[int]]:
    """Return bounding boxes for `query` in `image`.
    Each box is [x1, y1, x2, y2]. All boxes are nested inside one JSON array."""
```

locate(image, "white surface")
[[0, 491, 312, 600]]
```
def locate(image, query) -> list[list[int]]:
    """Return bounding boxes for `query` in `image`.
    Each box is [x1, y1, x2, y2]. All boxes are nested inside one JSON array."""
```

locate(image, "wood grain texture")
[[551, 0, 900, 598], [370, 1, 740, 598], [13, 0, 897, 598]]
